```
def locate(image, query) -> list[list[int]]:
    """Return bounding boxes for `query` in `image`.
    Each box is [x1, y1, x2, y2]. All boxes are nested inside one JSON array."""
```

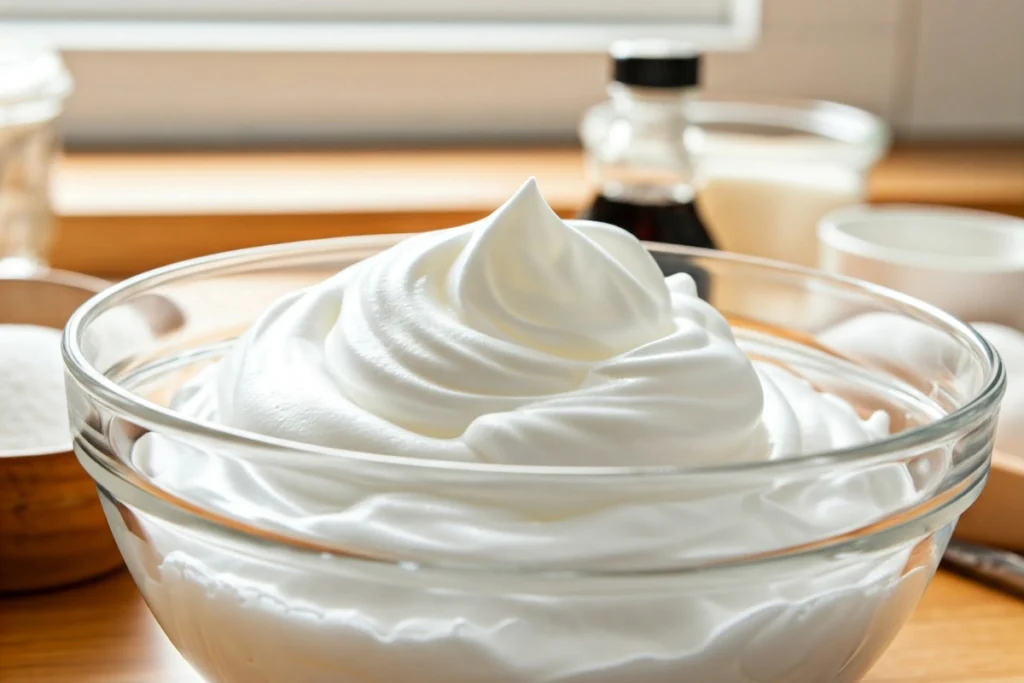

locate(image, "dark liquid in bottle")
[[580, 194, 716, 249], [580, 193, 715, 299]]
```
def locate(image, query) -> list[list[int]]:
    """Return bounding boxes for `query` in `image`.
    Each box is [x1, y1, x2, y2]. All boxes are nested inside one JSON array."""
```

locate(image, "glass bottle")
[[578, 40, 714, 249]]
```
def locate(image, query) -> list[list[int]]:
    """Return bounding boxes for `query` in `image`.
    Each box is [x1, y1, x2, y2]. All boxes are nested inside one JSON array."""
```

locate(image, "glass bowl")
[[63, 236, 1003, 683], [685, 95, 890, 268]]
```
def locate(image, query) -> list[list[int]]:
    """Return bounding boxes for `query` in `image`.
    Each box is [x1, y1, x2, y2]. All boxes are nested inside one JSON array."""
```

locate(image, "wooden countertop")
[[5, 144, 1021, 679], [49, 144, 1024, 278], [0, 568, 1021, 682]]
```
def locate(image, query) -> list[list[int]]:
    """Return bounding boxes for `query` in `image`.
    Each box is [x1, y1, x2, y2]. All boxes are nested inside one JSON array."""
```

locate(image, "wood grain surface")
[[0, 569, 1021, 682], [49, 144, 1024, 278]]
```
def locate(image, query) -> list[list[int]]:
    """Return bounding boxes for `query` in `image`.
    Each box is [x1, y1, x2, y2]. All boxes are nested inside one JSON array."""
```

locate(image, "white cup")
[[817, 205, 1024, 328]]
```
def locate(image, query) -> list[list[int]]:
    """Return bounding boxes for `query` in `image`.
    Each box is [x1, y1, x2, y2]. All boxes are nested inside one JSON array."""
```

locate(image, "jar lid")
[[610, 39, 700, 89], [0, 33, 72, 125]]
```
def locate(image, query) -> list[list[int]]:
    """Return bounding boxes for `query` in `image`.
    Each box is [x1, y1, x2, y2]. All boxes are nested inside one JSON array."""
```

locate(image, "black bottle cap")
[[610, 40, 701, 89]]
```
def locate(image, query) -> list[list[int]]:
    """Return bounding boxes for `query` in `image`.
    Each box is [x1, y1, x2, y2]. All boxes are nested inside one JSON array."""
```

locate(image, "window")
[[0, 1, 758, 51], [0, 1, 759, 146]]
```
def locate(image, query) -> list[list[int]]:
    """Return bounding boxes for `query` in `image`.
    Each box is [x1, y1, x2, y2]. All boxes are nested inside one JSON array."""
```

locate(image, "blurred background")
[[2, 0, 1022, 147], [0, 0, 1021, 281]]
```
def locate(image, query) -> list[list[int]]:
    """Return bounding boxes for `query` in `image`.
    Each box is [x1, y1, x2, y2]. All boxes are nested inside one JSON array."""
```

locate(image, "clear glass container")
[[685, 96, 890, 267], [578, 78, 718, 250], [581, 93, 891, 266], [64, 237, 1003, 683], [580, 82, 700, 206], [0, 35, 72, 276]]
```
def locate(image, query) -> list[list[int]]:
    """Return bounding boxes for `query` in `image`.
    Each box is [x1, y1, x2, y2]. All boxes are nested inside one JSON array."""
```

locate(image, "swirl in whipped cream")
[[174, 178, 884, 467], [123, 181, 938, 683]]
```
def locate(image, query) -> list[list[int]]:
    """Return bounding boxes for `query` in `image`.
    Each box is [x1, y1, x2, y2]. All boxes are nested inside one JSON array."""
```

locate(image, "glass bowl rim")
[[682, 94, 890, 169], [63, 235, 1005, 481]]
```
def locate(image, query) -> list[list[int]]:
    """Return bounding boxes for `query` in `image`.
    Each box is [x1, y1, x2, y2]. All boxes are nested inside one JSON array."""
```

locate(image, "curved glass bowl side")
[[62, 236, 1001, 683], [62, 237, 1002, 570], [95, 483, 959, 683]]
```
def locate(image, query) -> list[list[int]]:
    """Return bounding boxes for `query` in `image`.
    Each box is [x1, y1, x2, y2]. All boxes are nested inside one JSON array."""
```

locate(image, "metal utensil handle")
[[943, 540, 1024, 599]]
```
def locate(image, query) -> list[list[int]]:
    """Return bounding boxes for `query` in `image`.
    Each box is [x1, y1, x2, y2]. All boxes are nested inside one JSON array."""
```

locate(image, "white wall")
[[901, 0, 1024, 137], [38, 0, 1024, 145], [705, 0, 1024, 138]]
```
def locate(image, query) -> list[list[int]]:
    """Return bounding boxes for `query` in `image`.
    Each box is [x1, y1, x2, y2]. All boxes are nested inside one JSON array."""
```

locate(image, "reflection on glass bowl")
[[64, 237, 1003, 683]]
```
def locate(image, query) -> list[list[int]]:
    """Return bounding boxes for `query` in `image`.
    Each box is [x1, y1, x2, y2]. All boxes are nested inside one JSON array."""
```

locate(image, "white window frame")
[[0, 1, 760, 52], [0, 1, 760, 146]]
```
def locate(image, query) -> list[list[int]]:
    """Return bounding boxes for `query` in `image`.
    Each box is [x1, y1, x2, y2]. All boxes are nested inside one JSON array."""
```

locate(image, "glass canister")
[[685, 96, 890, 268], [0, 34, 72, 276]]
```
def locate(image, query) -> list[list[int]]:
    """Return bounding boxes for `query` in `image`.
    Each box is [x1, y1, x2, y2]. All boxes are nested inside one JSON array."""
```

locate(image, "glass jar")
[[0, 35, 72, 276], [578, 41, 715, 249], [686, 96, 890, 267]]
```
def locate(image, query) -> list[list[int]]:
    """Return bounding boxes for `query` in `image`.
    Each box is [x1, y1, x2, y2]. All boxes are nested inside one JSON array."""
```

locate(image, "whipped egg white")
[[120, 180, 939, 683], [165, 178, 886, 467]]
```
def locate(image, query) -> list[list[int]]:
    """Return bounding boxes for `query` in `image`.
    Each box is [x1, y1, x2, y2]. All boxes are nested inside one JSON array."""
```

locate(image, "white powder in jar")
[[0, 324, 71, 455]]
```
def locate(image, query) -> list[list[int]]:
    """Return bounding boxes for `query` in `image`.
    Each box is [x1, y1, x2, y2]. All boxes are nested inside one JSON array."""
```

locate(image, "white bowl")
[[817, 205, 1024, 328]]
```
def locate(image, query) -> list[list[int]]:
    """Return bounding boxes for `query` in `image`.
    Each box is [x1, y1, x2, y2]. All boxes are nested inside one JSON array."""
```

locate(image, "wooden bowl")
[[0, 270, 124, 593]]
